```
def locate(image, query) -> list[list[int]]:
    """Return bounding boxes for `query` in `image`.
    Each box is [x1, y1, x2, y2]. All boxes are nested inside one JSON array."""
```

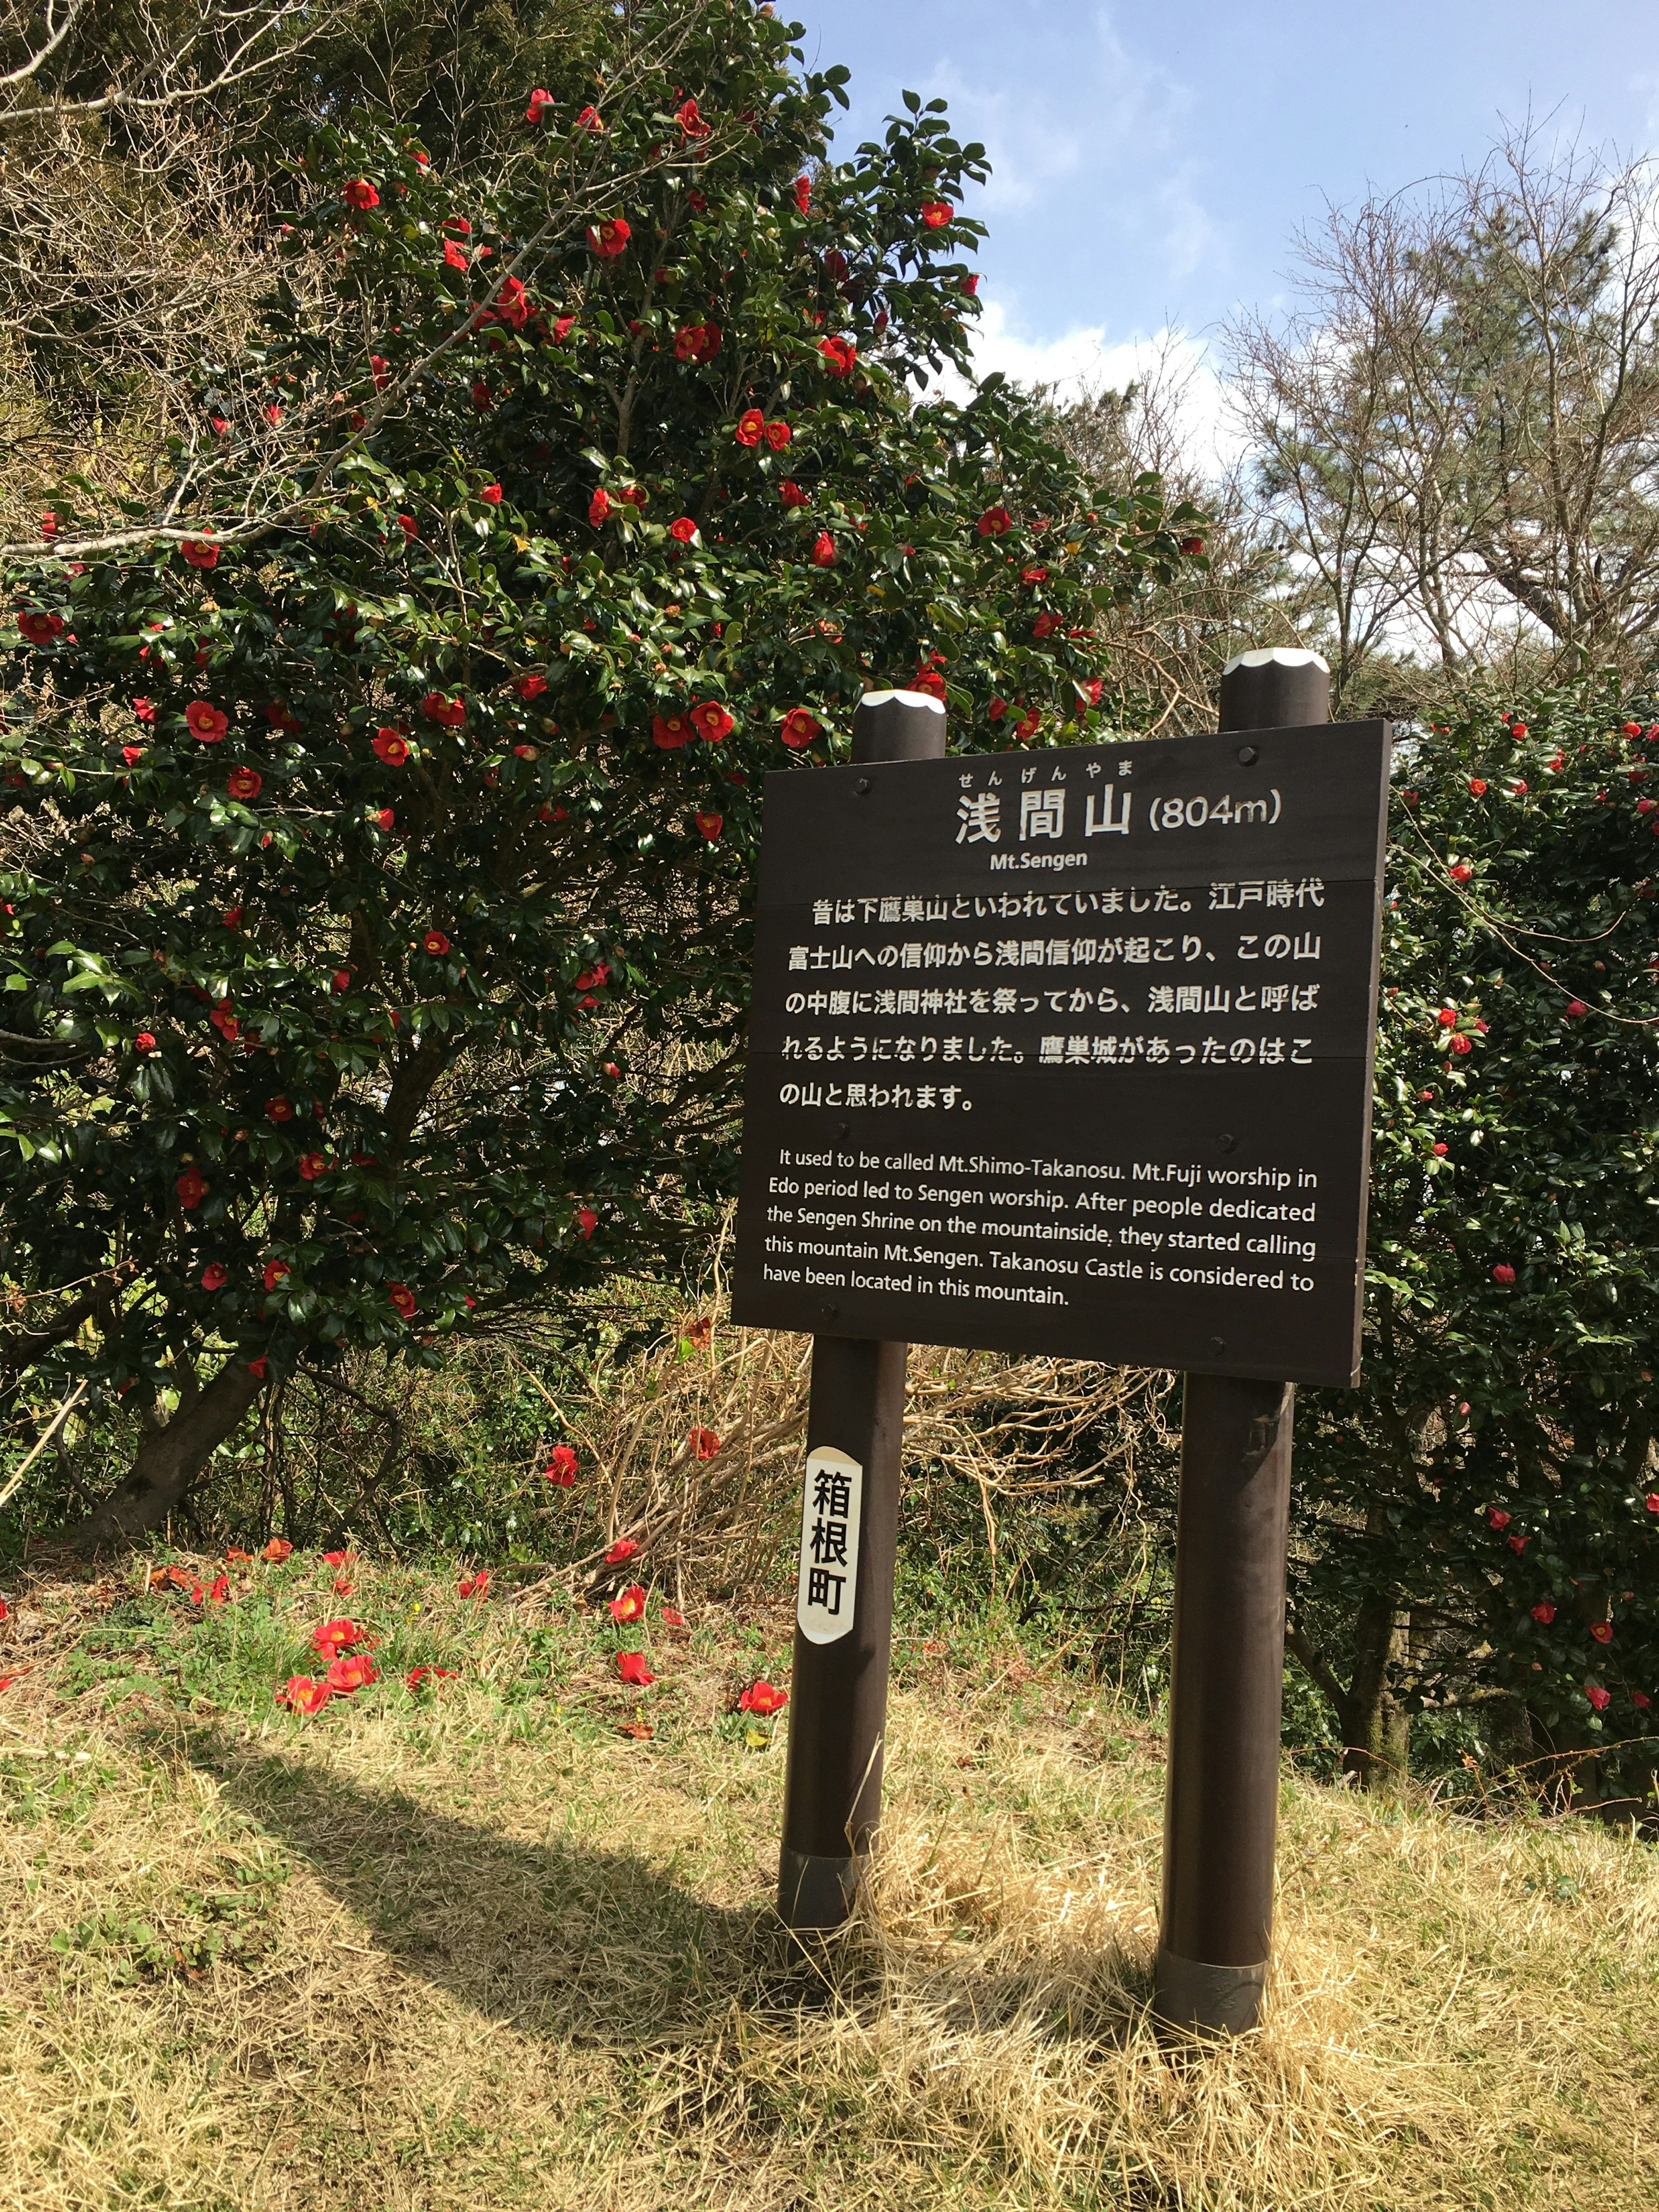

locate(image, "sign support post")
[[777, 689, 947, 1931], [1152, 646, 1332, 2037]]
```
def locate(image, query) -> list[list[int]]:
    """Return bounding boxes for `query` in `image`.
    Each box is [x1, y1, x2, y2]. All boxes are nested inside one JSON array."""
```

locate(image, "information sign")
[[731, 721, 1391, 1386]]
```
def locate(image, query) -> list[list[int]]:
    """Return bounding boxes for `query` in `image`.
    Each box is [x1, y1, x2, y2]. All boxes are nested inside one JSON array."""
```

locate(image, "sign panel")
[[796, 1446, 864, 1643], [730, 721, 1391, 1387]]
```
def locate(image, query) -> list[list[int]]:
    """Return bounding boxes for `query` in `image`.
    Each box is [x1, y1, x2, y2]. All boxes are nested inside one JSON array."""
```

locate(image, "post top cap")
[[1221, 646, 1330, 677], [858, 688, 946, 712]]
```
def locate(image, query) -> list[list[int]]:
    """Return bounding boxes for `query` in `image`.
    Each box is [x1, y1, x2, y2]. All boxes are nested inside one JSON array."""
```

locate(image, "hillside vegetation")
[[2, 1551, 1655, 2211]]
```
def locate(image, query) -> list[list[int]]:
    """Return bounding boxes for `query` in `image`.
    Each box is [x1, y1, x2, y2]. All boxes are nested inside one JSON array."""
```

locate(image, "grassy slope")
[[1, 1554, 1656, 2211]]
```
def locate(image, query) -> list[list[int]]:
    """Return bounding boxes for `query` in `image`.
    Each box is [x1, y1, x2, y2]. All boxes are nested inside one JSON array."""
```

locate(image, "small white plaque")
[[795, 1446, 862, 1645]]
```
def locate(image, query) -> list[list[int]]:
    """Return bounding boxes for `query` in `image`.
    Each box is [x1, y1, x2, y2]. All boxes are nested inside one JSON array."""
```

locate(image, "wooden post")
[[777, 689, 947, 1929], [1153, 646, 1331, 2035]]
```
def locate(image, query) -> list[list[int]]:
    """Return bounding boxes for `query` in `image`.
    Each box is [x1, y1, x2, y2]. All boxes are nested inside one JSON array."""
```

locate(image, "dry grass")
[[1, 1559, 1656, 2211]]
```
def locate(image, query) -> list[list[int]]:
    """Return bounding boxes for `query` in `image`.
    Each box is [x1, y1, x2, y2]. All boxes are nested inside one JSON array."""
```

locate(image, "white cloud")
[[933, 300, 1244, 481]]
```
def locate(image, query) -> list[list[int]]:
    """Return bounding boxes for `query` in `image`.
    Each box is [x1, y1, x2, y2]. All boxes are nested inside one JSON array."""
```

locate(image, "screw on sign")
[[733, 652, 1391, 2038]]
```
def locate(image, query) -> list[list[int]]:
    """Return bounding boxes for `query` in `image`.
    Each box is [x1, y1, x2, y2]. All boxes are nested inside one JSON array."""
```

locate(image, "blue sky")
[[785, 0, 1659, 426]]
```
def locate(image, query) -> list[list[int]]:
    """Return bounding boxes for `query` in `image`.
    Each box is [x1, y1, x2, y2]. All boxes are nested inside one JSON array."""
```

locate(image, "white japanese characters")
[[796, 1446, 863, 1644]]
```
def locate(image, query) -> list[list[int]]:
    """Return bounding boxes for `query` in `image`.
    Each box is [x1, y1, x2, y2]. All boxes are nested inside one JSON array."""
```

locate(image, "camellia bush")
[[0, 0, 1202, 1543], [1290, 680, 1659, 1802]]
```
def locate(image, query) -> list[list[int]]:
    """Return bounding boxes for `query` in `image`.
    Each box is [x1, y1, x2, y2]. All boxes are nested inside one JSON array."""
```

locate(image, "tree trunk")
[[1341, 1593, 1411, 1791], [51, 1360, 264, 1553]]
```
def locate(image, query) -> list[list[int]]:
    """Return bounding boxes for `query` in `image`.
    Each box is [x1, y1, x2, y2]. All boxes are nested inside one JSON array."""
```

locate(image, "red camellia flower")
[[735, 407, 766, 446], [326, 1652, 380, 1693], [1449, 1033, 1472, 1054], [375, 807, 394, 828], [263, 1259, 290, 1293], [674, 323, 722, 363], [176, 1167, 207, 1209], [422, 693, 466, 727], [1448, 861, 1473, 883], [298, 1152, 328, 1182], [668, 517, 699, 545], [1492, 1263, 1516, 1284], [588, 487, 612, 528], [1592, 1620, 1614, 1644], [423, 928, 451, 957], [911, 669, 948, 702], [610, 1583, 647, 1624], [372, 728, 410, 766], [576, 1205, 598, 1237], [1635, 1692, 1653, 1709], [263, 1537, 293, 1563], [810, 530, 836, 567], [186, 700, 229, 742], [388, 1283, 416, 1319], [587, 217, 631, 257], [616, 1651, 655, 1686], [1508, 1533, 1528, 1554], [793, 174, 811, 213], [370, 354, 391, 393], [1532, 1601, 1555, 1624], [1646, 1493, 1659, 1513], [227, 766, 263, 801], [977, 505, 1011, 537], [470, 380, 493, 412], [134, 1030, 157, 1054], [478, 482, 505, 510], [695, 809, 723, 842], [133, 697, 157, 722], [181, 537, 219, 569], [17, 609, 65, 644], [331, 969, 353, 994], [818, 335, 856, 376], [1032, 613, 1060, 638], [779, 480, 807, 508], [266, 1096, 294, 1123], [276, 1675, 331, 1715], [1487, 1507, 1511, 1529], [1468, 776, 1487, 795], [311, 1617, 365, 1657], [210, 1006, 238, 1041], [1565, 1000, 1588, 1019], [200, 1262, 229, 1292], [1179, 535, 1206, 555], [342, 178, 380, 211], [739, 1679, 788, 1715], [779, 709, 822, 749], [513, 673, 550, 703], [652, 710, 693, 748], [526, 86, 554, 122], [1015, 707, 1040, 741], [676, 95, 710, 140], [920, 199, 952, 227], [605, 1538, 641, 1564], [1587, 1683, 1611, 1711], [1510, 779, 1527, 795], [690, 700, 734, 743], [457, 1569, 491, 1598], [1431, 1141, 1449, 1157], [575, 104, 603, 131], [689, 1427, 720, 1461], [765, 419, 792, 449], [544, 1444, 579, 1485]]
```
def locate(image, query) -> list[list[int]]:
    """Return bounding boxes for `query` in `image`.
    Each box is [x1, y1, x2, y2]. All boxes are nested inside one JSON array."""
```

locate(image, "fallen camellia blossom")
[[406, 1665, 460, 1690], [739, 1679, 788, 1716], [325, 1653, 380, 1693], [616, 1651, 655, 1687], [458, 1570, 491, 1599], [262, 1538, 293, 1563], [605, 1538, 640, 1564], [275, 1675, 331, 1715], [311, 1618, 368, 1657], [609, 1583, 646, 1624]]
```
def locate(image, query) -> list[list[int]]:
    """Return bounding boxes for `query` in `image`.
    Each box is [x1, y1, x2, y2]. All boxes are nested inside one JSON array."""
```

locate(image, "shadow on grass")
[[153, 1720, 885, 2047], [143, 1720, 1156, 2072]]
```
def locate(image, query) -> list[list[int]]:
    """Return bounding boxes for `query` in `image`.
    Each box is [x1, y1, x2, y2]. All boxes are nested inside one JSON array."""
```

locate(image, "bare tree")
[[1041, 341, 1308, 729], [1230, 121, 1659, 707]]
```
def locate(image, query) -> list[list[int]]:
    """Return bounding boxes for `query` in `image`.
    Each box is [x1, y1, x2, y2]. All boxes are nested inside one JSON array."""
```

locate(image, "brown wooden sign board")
[[730, 720, 1391, 1388]]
